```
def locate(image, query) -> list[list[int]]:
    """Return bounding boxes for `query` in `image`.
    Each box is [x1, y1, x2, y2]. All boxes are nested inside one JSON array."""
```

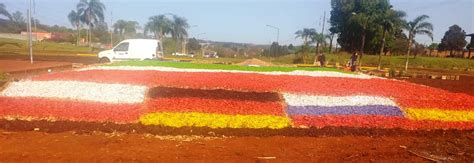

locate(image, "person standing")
[[350, 52, 358, 71], [319, 53, 326, 67]]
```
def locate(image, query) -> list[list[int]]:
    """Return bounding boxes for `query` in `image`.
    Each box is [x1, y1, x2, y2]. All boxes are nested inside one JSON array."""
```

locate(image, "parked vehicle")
[[98, 39, 163, 62]]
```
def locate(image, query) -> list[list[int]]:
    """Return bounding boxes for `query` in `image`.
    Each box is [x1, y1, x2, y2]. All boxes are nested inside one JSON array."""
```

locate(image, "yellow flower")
[[140, 112, 291, 129], [403, 108, 474, 122]]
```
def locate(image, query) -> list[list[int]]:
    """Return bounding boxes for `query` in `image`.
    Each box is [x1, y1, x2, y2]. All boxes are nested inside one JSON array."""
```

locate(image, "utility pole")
[[196, 33, 206, 58], [33, 0, 36, 40], [110, 11, 113, 47], [266, 24, 279, 44], [27, 0, 33, 64], [318, 11, 326, 54]]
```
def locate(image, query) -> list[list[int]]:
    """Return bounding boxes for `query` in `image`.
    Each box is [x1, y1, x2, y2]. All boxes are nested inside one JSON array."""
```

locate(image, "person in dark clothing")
[[319, 53, 326, 67], [350, 52, 358, 72]]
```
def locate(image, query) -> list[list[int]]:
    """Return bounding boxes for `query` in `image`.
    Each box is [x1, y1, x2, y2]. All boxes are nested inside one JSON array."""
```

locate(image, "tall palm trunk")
[[329, 34, 334, 54], [76, 24, 80, 46], [405, 36, 412, 71], [378, 29, 387, 70], [156, 29, 163, 54], [316, 42, 320, 54], [414, 44, 418, 59], [86, 28, 89, 45], [181, 38, 186, 54], [89, 24, 92, 51], [175, 39, 179, 53], [87, 11, 92, 51], [302, 37, 308, 64], [358, 30, 366, 68]]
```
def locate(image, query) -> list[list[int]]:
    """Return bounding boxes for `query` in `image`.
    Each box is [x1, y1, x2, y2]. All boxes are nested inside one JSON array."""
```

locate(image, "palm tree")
[[311, 32, 327, 52], [114, 20, 139, 38], [295, 28, 316, 45], [77, 0, 106, 49], [170, 15, 189, 54], [295, 28, 316, 63], [144, 15, 172, 41], [403, 15, 433, 70], [11, 11, 25, 25], [144, 15, 172, 56], [113, 20, 127, 36], [68, 10, 81, 46], [0, 3, 12, 20], [351, 12, 372, 68], [377, 10, 406, 70]]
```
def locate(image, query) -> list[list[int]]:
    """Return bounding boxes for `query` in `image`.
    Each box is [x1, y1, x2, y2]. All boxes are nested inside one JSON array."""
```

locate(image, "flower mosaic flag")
[[0, 64, 473, 130], [140, 87, 291, 129]]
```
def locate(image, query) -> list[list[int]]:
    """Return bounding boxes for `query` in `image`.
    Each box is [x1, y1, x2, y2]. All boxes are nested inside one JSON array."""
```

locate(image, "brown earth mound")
[[236, 58, 274, 67], [0, 120, 473, 162]]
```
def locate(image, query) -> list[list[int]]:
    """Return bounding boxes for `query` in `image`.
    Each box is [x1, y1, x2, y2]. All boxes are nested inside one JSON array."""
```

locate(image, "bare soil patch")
[[401, 75, 474, 96], [0, 60, 71, 73], [0, 54, 99, 65], [0, 120, 473, 162], [236, 58, 274, 66]]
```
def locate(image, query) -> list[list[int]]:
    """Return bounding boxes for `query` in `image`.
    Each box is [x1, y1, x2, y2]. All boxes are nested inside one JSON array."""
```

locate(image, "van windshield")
[[114, 42, 129, 51]]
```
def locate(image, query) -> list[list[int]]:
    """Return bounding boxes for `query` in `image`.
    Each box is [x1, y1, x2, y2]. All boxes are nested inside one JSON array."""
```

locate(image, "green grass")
[[108, 60, 351, 73], [261, 52, 474, 70], [0, 37, 96, 56], [163, 55, 248, 64]]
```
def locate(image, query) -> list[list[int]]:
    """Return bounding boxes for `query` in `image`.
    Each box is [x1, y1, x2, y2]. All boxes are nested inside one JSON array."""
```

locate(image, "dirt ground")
[[0, 54, 99, 65], [0, 60, 71, 73], [0, 120, 473, 162], [0, 54, 99, 79], [403, 75, 474, 96]]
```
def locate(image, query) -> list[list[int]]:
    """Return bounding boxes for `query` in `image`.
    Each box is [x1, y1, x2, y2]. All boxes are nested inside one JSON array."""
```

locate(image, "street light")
[[266, 24, 280, 44], [196, 33, 206, 58]]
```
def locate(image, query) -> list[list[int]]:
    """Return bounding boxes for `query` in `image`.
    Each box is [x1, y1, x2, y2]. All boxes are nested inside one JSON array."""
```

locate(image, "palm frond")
[[415, 29, 433, 40], [412, 14, 429, 24], [0, 3, 12, 20], [415, 22, 433, 31]]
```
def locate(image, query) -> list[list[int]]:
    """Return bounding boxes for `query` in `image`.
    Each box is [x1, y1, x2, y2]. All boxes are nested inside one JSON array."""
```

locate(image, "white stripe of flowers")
[[283, 93, 397, 107], [81, 66, 379, 79], [0, 80, 147, 104]]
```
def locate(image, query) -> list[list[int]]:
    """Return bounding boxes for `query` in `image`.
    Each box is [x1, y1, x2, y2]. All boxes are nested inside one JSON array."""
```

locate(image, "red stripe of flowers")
[[291, 115, 474, 130], [146, 97, 285, 116], [32, 70, 474, 110], [0, 97, 142, 123]]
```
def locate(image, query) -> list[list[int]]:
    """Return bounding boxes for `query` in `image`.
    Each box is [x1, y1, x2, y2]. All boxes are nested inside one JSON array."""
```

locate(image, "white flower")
[[83, 66, 378, 79], [283, 93, 397, 107], [0, 80, 147, 104]]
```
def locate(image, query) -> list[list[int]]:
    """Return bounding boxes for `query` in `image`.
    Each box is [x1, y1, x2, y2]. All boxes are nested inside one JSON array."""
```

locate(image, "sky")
[[1, 0, 473, 45]]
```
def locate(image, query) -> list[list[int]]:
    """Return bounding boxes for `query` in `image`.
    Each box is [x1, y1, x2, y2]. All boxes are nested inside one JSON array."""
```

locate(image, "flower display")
[[141, 87, 289, 128], [287, 105, 404, 117], [0, 62, 472, 130], [0, 96, 142, 123], [1, 80, 147, 104], [283, 93, 398, 107], [85, 66, 374, 79], [291, 115, 474, 130], [403, 108, 474, 122], [32, 69, 474, 108], [140, 112, 291, 129]]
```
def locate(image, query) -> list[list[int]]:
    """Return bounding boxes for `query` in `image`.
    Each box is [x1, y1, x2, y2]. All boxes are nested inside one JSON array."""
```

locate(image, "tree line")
[[293, 0, 470, 69], [0, 0, 192, 53]]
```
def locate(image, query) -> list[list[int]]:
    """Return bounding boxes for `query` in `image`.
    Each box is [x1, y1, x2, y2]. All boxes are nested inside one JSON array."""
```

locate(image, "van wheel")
[[99, 57, 110, 63]]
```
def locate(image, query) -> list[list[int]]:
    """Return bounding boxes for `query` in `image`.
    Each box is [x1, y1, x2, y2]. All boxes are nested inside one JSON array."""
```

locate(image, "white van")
[[98, 39, 163, 62]]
